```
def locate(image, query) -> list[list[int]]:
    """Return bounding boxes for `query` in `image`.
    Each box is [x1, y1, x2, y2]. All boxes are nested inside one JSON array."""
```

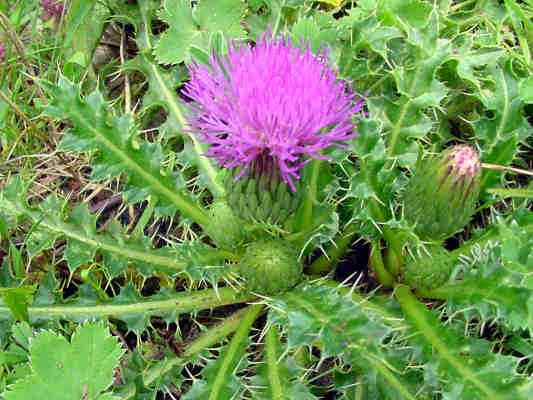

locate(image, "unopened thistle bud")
[[403, 245, 455, 291], [239, 239, 302, 295], [403, 145, 481, 241], [204, 201, 247, 249]]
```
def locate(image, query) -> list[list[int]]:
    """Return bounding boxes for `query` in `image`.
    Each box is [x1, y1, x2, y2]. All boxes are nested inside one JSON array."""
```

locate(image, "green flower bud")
[[403, 245, 455, 291], [224, 155, 301, 225], [239, 239, 302, 295], [403, 145, 481, 241], [204, 201, 246, 249]]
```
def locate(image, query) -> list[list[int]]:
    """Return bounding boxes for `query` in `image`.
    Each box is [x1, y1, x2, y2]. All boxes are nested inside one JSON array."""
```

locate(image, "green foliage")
[[425, 212, 533, 334], [0, 0, 532, 399], [0, 177, 226, 281], [43, 77, 207, 223], [4, 322, 123, 400], [154, 0, 246, 64], [396, 285, 531, 399], [269, 283, 422, 399]]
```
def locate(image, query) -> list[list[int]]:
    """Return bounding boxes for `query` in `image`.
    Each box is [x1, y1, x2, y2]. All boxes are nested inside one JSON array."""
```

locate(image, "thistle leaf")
[[0, 177, 226, 280], [124, 55, 223, 197], [395, 285, 531, 399], [473, 62, 532, 190], [43, 77, 208, 224], [269, 283, 421, 399], [425, 215, 533, 334]]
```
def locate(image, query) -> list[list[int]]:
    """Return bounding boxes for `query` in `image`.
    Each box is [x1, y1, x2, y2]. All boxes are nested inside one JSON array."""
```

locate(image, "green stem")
[[265, 325, 284, 400], [387, 99, 412, 157], [367, 198, 402, 276], [208, 304, 263, 400], [143, 305, 255, 386], [293, 160, 321, 234], [486, 187, 533, 199], [147, 63, 224, 199], [0, 287, 253, 320], [369, 241, 394, 288], [307, 224, 358, 275]]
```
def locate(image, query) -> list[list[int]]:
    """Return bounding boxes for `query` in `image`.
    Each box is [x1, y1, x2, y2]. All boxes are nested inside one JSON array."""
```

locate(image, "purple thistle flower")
[[41, 0, 64, 20], [183, 36, 363, 190]]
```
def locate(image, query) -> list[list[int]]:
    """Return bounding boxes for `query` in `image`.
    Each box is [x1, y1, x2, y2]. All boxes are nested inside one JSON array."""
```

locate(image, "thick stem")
[[0, 287, 253, 321], [143, 305, 256, 386], [207, 304, 263, 400], [265, 325, 284, 400], [369, 241, 394, 288], [293, 160, 321, 234]]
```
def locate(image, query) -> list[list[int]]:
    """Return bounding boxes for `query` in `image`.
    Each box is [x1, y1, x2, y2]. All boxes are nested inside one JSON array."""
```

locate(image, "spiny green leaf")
[[124, 55, 223, 197], [473, 62, 532, 190], [4, 322, 123, 400], [396, 285, 530, 400], [269, 283, 421, 399], [43, 77, 208, 224], [0, 177, 226, 279], [424, 216, 533, 334]]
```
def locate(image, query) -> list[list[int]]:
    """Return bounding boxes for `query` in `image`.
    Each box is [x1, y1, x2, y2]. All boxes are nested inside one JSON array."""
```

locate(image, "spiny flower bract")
[[183, 36, 362, 190]]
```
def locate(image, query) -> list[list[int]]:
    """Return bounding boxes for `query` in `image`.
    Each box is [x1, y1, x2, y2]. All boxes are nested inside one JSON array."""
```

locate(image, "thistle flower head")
[[443, 144, 481, 181], [184, 35, 362, 190], [41, 0, 64, 20]]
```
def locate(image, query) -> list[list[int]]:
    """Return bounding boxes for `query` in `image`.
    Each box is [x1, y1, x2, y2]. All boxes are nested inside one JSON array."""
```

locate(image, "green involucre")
[[403, 245, 455, 291], [403, 145, 481, 241], [239, 239, 302, 295]]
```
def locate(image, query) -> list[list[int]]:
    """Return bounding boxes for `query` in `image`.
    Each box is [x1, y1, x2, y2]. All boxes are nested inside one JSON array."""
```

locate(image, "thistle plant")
[[0, 1, 532, 399]]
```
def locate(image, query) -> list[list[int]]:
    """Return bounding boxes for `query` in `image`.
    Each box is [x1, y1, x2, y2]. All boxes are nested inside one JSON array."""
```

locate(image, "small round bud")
[[204, 201, 246, 249], [403, 245, 455, 291], [239, 239, 302, 295]]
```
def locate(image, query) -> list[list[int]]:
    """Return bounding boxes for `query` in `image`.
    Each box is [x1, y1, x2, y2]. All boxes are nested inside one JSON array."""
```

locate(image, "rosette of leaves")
[[0, 1, 532, 399]]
